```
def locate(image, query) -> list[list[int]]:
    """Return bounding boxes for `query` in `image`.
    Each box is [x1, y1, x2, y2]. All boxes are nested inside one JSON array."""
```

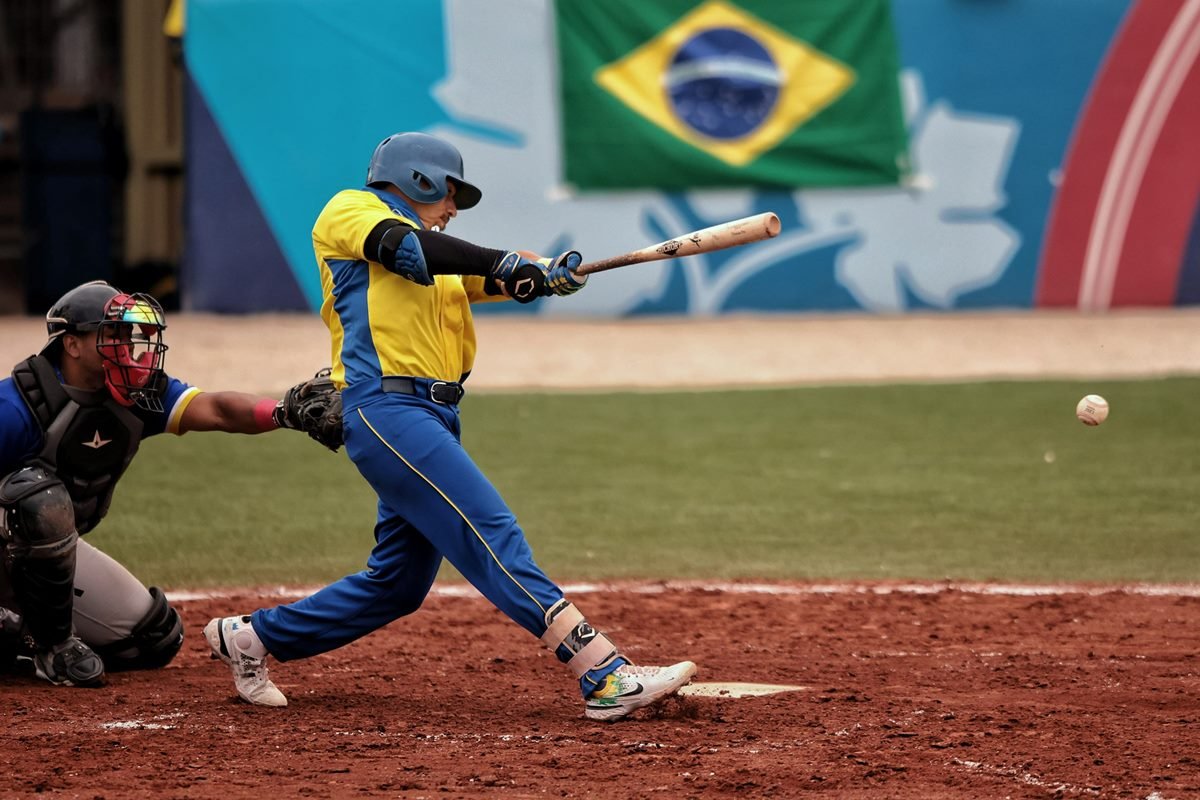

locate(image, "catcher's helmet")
[[43, 280, 122, 351], [366, 132, 482, 210], [42, 280, 169, 411]]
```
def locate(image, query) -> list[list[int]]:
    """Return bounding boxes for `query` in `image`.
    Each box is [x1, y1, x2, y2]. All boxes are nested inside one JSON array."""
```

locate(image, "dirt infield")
[[4, 584, 1200, 798]]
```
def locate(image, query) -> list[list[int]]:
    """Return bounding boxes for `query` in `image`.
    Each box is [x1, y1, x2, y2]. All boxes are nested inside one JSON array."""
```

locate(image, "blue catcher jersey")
[[0, 374, 199, 476]]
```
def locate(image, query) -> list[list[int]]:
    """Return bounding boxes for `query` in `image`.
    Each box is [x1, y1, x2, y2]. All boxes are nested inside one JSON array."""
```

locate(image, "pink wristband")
[[254, 398, 279, 431]]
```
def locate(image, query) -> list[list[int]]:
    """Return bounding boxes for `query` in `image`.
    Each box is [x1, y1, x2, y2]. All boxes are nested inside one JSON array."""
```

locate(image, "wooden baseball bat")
[[573, 212, 782, 276]]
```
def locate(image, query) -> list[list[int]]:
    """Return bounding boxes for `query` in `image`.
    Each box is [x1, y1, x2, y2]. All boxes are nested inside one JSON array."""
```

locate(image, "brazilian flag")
[[555, 0, 909, 190]]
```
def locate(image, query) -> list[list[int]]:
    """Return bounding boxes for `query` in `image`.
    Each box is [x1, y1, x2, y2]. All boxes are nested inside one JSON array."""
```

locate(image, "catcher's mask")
[[365, 132, 482, 210], [96, 293, 168, 411], [42, 281, 169, 411]]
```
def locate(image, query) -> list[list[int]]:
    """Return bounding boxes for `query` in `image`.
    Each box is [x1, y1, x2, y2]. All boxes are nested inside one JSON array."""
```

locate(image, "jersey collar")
[[362, 186, 423, 228]]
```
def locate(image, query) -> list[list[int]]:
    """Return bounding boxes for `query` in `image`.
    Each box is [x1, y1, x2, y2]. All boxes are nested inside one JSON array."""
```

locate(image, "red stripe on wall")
[[1036, 0, 1183, 307], [1109, 57, 1200, 306]]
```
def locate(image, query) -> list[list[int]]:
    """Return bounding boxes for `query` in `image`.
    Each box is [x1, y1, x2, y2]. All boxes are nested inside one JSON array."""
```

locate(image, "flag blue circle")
[[665, 28, 780, 140]]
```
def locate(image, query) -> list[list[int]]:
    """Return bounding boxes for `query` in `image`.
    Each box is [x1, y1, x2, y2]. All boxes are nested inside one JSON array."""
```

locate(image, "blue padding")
[[389, 230, 432, 286]]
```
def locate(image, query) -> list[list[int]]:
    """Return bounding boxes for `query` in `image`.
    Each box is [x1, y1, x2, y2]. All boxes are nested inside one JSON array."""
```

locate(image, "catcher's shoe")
[[0, 608, 23, 671], [585, 661, 697, 721], [33, 636, 106, 688], [204, 616, 287, 707]]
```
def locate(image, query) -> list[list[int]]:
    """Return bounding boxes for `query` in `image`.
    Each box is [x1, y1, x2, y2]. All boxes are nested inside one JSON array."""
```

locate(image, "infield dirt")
[[4, 585, 1200, 798]]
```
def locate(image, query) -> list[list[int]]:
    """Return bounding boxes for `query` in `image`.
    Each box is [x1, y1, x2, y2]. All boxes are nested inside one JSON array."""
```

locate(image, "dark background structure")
[[0, 0, 181, 314]]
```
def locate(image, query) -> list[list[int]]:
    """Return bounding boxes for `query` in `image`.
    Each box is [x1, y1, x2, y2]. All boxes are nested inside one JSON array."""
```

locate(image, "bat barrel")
[[762, 212, 781, 237], [574, 212, 781, 276]]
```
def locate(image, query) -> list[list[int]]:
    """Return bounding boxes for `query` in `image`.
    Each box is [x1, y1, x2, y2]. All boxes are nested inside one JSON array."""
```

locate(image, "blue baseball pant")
[[250, 388, 621, 696]]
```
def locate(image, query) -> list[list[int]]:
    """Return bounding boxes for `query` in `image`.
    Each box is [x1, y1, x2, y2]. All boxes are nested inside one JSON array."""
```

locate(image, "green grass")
[[89, 378, 1200, 588]]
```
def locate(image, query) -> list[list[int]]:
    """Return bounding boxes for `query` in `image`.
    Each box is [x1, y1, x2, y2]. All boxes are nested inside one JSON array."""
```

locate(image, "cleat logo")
[[82, 431, 112, 449]]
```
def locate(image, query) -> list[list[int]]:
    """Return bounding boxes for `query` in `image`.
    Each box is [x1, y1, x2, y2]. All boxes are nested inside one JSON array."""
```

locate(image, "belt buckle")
[[429, 380, 454, 405]]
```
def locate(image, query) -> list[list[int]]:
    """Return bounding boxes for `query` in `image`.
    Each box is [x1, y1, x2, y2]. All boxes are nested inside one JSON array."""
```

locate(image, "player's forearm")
[[178, 391, 280, 435], [413, 229, 506, 276], [402, 231, 542, 298]]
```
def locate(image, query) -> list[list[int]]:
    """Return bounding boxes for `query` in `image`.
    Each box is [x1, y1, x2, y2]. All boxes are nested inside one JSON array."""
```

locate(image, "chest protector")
[[11, 355, 143, 534]]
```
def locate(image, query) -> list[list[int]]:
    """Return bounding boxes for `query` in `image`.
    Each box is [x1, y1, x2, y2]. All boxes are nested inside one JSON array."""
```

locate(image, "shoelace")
[[236, 656, 265, 679], [613, 664, 662, 678]]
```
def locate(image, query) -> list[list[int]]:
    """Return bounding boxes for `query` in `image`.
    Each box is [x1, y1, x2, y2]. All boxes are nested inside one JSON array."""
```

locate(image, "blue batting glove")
[[539, 250, 586, 296]]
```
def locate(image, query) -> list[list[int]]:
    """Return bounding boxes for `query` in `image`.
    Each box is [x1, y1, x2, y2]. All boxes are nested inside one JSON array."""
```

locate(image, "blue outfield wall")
[[183, 0, 1140, 316]]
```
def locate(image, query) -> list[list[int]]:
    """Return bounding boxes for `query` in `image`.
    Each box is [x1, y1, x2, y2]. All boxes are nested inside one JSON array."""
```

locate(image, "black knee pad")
[[94, 587, 184, 671], [1, 467, 78, 646], [0, 466, 76, 555]]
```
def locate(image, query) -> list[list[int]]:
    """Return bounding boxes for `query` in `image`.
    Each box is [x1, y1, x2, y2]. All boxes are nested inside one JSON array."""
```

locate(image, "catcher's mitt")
[[276, 368, 343, 452]]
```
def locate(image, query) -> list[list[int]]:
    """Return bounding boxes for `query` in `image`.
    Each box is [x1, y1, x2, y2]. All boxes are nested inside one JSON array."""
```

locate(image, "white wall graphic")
[[434, 1, 1020, 316]]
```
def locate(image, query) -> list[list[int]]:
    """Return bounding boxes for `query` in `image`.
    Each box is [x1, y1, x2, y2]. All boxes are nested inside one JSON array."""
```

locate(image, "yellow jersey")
[[311, 188, 499, 391]]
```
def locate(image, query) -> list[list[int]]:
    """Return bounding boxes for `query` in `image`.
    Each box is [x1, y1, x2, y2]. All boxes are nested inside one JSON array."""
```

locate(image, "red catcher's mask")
[[95, 293, 169, 411]]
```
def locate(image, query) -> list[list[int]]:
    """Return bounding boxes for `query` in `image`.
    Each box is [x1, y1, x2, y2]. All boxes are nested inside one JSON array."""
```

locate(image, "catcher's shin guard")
[[540, 600, 620, 679], [0, 467, 79, 647], [94, 587, 184, 671]]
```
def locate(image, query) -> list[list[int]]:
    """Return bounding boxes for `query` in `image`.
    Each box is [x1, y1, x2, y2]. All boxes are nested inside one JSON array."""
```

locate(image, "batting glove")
[[490, 251, 546, 303], [540, 250, 586, 296]]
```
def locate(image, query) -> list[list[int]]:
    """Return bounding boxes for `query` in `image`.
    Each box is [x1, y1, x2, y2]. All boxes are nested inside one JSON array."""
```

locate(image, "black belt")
[[380, 376, 465, 406]]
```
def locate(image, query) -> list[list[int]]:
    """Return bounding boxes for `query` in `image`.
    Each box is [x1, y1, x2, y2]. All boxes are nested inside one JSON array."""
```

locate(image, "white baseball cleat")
[[204, 616, 287, 708], [585, 661, 697, 721]]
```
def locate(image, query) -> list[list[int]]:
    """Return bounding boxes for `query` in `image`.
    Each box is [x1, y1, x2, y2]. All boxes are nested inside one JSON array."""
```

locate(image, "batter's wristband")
[[253, 398, 280, 431]]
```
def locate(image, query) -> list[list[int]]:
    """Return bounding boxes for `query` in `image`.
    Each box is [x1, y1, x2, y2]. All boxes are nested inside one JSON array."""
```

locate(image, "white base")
[[677, 682, 808, 698]]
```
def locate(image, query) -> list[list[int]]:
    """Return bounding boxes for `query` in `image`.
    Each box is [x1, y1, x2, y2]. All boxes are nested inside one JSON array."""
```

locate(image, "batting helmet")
[[366, 132, 482, 210]]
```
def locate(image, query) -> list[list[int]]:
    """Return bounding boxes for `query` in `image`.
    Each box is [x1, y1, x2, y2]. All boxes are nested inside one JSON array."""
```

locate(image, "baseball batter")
[[206, 132, 697, 720], [0, 281, 338, 687]]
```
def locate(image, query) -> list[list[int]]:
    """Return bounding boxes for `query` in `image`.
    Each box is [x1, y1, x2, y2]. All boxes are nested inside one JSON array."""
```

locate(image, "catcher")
[[0, 280, 341, 687], [205, 132, 696, 720]]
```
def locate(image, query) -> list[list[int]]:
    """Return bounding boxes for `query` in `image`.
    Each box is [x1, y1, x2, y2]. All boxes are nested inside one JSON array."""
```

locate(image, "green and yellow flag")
[[555, 0, 908, 190]]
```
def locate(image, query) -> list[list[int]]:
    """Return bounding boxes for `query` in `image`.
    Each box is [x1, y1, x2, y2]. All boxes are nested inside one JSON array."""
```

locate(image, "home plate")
[[678, 682, 808, 698]]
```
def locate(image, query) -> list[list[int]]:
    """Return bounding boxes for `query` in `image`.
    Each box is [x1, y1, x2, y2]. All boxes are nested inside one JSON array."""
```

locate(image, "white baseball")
[[1075, 394, 1109, 426]]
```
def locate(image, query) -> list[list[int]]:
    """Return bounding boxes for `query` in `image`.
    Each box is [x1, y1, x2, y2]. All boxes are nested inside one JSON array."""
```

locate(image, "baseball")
[[1075, 394, 1109, 426]]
